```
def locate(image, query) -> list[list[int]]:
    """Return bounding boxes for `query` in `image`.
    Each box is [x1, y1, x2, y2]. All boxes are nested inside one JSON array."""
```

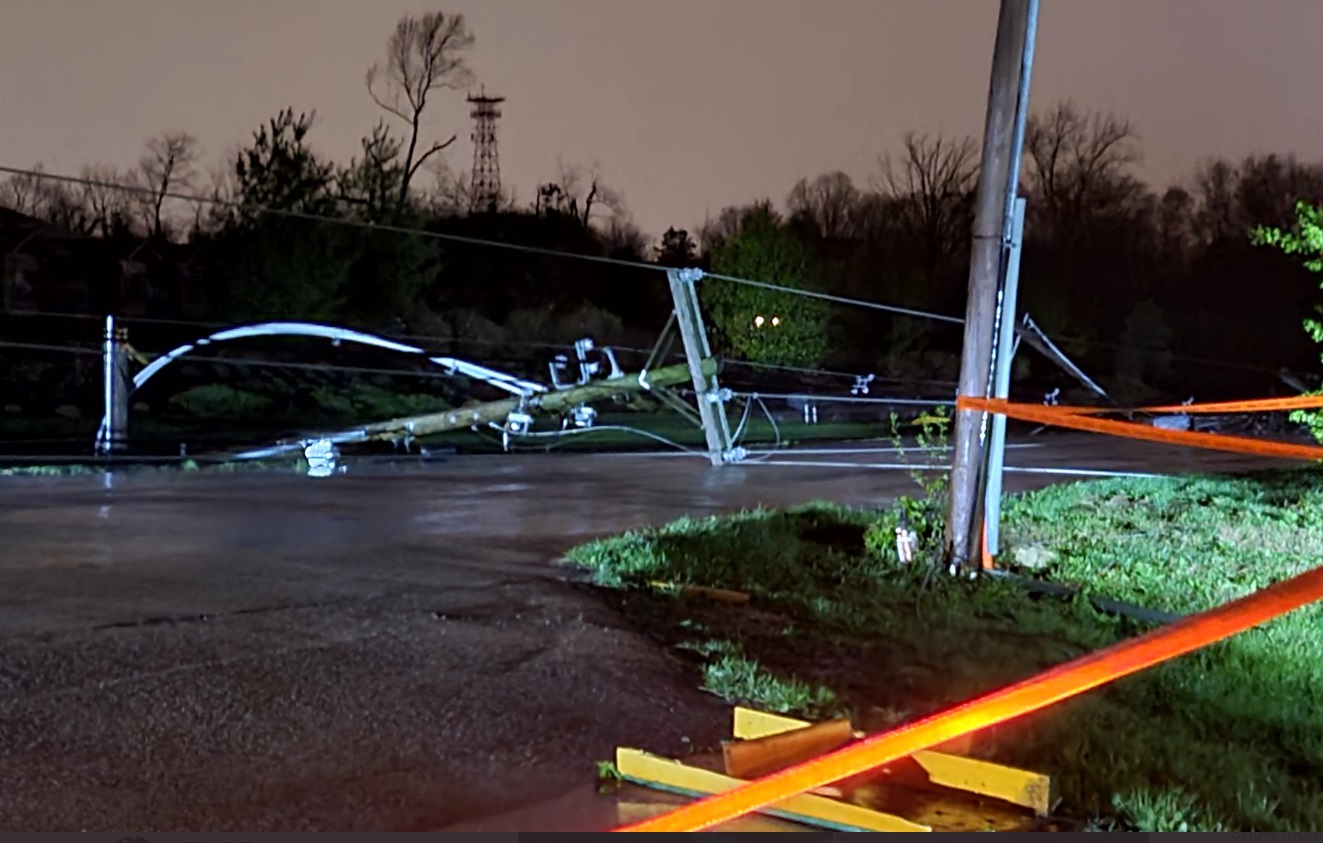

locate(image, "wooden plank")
[[730, 706, 1054, 817], [912, 751, 1056, 818], [732, 706, 812, 740], [615, 747, 931, 833], [723, 718, 854, 780], [615, 801, 804, 832]]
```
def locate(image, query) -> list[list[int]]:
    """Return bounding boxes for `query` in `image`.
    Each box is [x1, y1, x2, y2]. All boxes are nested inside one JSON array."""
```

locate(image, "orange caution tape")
[[958, 397, 1323, 462], [1006, 394, 1323, 418], [614, 563, 1323, 831]]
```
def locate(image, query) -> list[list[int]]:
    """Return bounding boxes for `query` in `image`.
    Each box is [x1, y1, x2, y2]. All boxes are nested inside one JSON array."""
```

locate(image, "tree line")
[[2, 9, 1320, 402]]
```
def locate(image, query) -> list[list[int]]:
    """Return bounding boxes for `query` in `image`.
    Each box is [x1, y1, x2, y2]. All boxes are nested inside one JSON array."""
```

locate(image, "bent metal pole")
[[614, 562, 1323, 832]]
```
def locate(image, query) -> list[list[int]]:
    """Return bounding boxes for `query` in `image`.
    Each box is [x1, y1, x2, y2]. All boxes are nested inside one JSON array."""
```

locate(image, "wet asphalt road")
[[0, 434, 1292, 831]]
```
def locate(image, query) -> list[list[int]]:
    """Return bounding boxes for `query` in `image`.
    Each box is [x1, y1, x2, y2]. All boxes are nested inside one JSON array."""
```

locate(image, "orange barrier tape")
[[614, 563, 1323, 832], [958, 397, 1323, 462], [1136, 394, 1323, 415], [1012, 394, 1323, 417]]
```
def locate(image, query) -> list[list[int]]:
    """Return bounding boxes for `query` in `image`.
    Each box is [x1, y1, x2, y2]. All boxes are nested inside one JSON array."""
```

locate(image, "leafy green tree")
[[1253, 200, 1323, 441], [700, 203, 830, 368]]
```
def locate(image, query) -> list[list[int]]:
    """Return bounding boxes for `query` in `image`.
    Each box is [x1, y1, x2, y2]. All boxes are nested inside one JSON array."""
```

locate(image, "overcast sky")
[[4, 0, 1322, 237]]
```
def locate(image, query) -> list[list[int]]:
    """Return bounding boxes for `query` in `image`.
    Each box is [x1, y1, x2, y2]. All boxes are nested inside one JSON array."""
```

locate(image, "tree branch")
[[407, 135, 458, 183]]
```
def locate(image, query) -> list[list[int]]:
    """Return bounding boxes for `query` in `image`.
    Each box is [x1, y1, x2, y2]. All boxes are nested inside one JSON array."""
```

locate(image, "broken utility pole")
[[324, 358, 712, 445], [946, 0, 1036, 574]]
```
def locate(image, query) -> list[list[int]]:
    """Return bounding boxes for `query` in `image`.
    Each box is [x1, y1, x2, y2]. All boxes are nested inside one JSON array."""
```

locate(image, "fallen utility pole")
[[946, 0, 1035, 574], [316, 358, 712, 445]]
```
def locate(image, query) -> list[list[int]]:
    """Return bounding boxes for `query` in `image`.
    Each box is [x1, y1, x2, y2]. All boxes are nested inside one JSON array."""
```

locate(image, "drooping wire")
[[0, 307, 661, 357], [0, 339, 518, 383], [0, 164, 978, 332], [4, 164, 1298, 394], [700, 271, 965, 325], [505, 423, 707, 456], [0, 164, 666, 275]]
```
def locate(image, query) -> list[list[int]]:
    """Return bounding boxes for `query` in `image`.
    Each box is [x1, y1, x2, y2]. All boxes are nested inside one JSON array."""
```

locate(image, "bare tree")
[[786, 171, 860, 240], [602, 217, 649, 260], [1024, 102, 1143, 245], [535, 160, 624, 227], [876, 132, 979, 288], [77, 164, 135, 237], [1154, 185, 1195, 267], [193, 152, 243, 235], [136, 132, 200, 240], [0, 167, 46, 216], [698, 204, 758, 254], [367, 11, 475, 213]]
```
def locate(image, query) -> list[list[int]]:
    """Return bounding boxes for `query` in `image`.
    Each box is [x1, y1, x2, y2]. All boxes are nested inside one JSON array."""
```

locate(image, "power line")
[[727, 390, 956, 407], [0, 339, 522, 383], [0, 163, 670, 275], [0, 307, 660, 356], [0, 165, 1304, 381], [702, 271, 966, 325], [718, 357, 960, 388], [0, 339, 100, 356], [1, 164, 980, 331]]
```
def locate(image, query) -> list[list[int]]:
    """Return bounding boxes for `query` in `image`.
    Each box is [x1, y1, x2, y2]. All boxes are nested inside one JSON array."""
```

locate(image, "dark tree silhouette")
[[366, 11, 475, 213], [787, 171, 861, 241], [137, 132, 200, 241], [876, 132, 978, 298]]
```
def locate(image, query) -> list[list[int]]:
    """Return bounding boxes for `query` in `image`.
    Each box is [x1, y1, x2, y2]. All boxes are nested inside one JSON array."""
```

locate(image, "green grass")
[[565, 468, 1323, 832], [702, 652, 838, 718], [0, 458, 303, 477]]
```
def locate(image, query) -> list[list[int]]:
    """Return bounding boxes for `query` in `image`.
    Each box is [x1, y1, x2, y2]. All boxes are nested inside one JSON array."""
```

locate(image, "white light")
[[771, 316, 781, 327], [753, 315, 765, 328]]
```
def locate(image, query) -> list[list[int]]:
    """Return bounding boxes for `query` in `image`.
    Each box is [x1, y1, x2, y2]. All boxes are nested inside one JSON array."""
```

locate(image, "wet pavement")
[[0, 433, 1295, 831]]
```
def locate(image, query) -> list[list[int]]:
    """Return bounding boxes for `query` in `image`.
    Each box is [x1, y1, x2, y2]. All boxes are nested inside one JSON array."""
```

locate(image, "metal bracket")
[[500, 410, 535, 451], [563, 404, 597, 430], [550, 337, 623, 389]]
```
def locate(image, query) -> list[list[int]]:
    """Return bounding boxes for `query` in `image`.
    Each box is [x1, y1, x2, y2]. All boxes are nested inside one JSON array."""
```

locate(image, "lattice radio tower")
[[467, 86, 505, 213]]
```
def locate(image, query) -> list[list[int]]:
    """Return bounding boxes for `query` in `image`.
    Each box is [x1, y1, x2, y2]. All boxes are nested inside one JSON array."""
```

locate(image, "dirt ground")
[[0, 433, 1291, 831]]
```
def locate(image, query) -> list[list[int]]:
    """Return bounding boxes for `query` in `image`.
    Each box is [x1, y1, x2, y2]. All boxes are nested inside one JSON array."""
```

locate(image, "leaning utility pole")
[[946, 0, 1036, 574]]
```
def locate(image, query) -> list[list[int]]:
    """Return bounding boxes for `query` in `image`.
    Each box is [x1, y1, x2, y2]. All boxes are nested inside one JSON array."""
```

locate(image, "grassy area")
[[565, 468, 1323, 832], [0, 458, 304, 477]]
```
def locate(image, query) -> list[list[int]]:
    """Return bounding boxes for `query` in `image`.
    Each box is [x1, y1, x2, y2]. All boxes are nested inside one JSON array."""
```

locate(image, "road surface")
[[0, 433, 1291, 831]]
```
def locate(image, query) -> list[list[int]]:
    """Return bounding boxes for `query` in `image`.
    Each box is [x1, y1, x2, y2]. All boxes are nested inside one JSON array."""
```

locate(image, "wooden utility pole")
[[333, 358, 711, 444], [946, 0, 1034, 573]]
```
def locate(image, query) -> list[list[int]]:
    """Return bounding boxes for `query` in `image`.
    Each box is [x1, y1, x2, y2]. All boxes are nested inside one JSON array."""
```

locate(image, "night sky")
[[5, 0, 1322, 237]]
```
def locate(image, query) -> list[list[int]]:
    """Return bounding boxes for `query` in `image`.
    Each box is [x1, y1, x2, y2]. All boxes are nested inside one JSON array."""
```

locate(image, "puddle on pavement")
[[436, 782, 806, 832]]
